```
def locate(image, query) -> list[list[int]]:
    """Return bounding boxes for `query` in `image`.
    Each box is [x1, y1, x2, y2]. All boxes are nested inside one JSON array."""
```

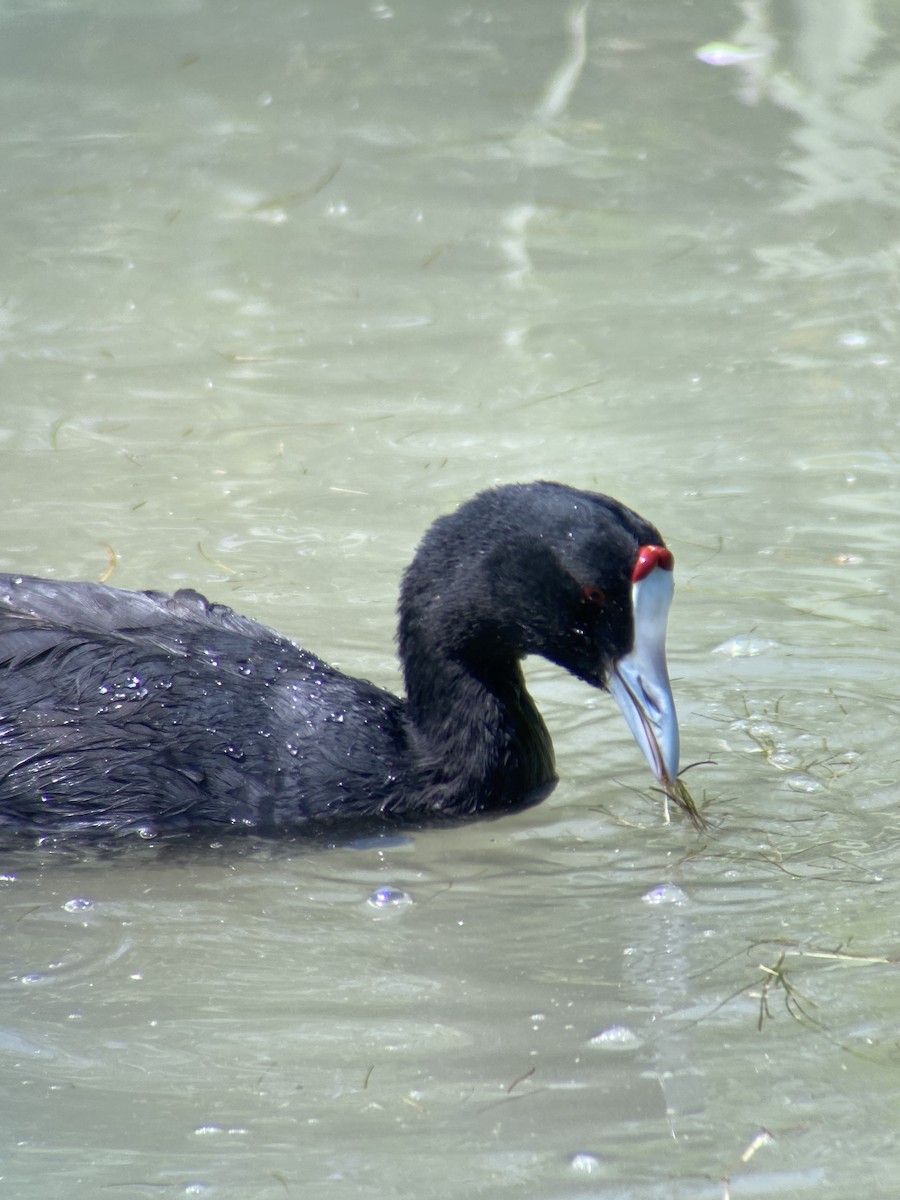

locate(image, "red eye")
[[632, 544, 674, 583], [581, 584, 606, 606]]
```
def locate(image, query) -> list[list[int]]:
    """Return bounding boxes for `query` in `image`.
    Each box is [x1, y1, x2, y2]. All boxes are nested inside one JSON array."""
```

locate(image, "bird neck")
[[401, 648, 556, 819]]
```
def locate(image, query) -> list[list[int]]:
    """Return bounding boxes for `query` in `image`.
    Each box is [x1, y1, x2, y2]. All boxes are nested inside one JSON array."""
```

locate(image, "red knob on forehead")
[[632, 544, 674, 582]]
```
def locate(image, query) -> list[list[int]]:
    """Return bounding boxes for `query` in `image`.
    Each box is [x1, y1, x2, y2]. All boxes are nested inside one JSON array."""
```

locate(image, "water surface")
[[2, 2, 900, 1197]]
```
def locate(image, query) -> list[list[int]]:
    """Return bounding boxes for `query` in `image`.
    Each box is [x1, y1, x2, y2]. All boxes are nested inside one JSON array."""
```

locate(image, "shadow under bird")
[[0, 481, 683, 840]]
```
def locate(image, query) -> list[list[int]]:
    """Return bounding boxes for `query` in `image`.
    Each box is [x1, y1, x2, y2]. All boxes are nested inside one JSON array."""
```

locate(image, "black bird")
[[0, 482, 679, 839]]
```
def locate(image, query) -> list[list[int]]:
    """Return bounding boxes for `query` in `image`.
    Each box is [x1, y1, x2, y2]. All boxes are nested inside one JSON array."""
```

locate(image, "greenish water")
[[2, 2, 900, 1197]]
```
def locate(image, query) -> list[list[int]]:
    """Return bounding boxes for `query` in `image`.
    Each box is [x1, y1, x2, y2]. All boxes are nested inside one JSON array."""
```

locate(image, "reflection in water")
[[717, 0, 899, 210], [500, 3, 588, 291]]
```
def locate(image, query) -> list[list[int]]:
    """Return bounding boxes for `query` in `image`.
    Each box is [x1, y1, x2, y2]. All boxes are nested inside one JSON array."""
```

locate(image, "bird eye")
[[581, 584, 606, 606]]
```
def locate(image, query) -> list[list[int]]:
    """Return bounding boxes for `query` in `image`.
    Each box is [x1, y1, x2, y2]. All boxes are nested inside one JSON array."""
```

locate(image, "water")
[[2, 1, 900, 1196]]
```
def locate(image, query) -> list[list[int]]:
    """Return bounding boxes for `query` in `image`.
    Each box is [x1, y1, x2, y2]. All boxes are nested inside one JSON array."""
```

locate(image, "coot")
[[0, 482, 680, 838]]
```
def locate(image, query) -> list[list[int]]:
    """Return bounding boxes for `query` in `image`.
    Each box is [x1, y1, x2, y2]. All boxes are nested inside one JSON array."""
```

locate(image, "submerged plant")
[[700, 938, 897, 1054]]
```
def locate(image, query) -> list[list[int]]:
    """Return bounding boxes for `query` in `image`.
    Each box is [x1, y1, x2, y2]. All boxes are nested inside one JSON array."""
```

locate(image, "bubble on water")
[[184, 1186, 212, 1197], [747, 721, 780, 740], [695, 41, 763, 66], [589, 1025, 643, 1051], [831, 554, 863, 566], [713, 636, 778, 658], [787, 775, 825, 794], [366, 887, 413, 912], [642, 883, 688, 906], [63, 898, 94, 913], [569, 1151, 603, 1174], [193, 1125, 224, 1137], [769, 751, 799, 770]]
